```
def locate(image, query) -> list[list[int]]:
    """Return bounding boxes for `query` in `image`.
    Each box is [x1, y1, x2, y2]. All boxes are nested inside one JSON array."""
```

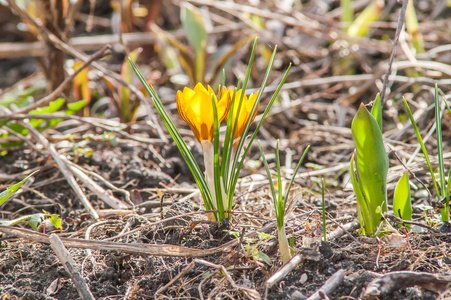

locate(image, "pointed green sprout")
[[393, 170, 412, 229], [258, 140, 310, 264], [350, 102, 388, 236], [347, 0, 384, 37], [130, 39, 291, 220], [340, 0, 354, 33]]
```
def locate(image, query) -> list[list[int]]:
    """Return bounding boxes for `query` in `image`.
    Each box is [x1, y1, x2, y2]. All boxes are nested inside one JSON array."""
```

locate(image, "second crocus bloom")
[[227, 89, 259, 142]]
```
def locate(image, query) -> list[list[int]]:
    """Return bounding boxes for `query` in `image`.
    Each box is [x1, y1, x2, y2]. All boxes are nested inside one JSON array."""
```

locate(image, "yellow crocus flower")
[[177, 83, 231, 143], [227, 89, 259, 141]]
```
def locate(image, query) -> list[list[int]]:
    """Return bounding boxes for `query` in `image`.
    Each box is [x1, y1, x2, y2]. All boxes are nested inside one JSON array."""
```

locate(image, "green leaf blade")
[[393, 170, 412, 229]]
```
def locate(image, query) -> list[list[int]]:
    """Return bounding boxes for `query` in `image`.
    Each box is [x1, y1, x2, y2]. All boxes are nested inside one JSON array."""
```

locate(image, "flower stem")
[[202, 140, 216, 220], [278, 226, 292, 264]]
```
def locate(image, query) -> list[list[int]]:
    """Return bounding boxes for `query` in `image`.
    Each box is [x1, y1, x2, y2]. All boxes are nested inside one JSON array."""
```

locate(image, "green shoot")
[[258, 140, 310, 263], [393, 170, 412, 229], [350, 102, 388, 236]]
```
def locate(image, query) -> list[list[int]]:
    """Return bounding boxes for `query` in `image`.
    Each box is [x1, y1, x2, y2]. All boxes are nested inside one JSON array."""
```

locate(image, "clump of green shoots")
[[131, 39, 291, 221], [403, 85, 450, 224], [258, 140, 310, 264]]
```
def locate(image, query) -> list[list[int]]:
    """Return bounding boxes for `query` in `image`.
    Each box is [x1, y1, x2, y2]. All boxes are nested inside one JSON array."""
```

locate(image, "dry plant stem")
[[19, 119, 100, 220], [326, 219, 360, 241], [194, 259, 260, 299], [0, 113, 165, 146], [306, 269, 345, 300], [70, 163, 133, 208], [0, 23, 246, 59], [49, 234, 95, 300], [326, 219, 360, 243], [265, 254, 303, 289], [17, 44, 111, 114], [155, 260, 196, 298], [384, 214, 440, 233], [380, 0, 408, 105], [64, 160, 130, 209], [363, 271, 451, 299], [0, 225, 239, 257]]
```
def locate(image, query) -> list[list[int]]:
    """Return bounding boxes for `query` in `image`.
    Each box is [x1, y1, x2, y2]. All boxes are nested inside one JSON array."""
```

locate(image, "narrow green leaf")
[[347, 0, 384, 37], [181, 3, 207, 83], [258, 251, 272, 266], [67, 99, 88, 112], [393, 170, 412, 229], [350, 152, 373, 234], [228, 44, 291, 210], [258, 140, 277, 213], [340, 0, 354, 32], [129, 59, 214, 211], [435, 84, 445, 197], [371, 93, 382, 131], [283, 145, 310, 205], [208, 35, 255, 85], [0, 170, 38, 206], [28, 213, 46, 231], [29, 98, 65, 115], [403, 97, 441, 201], [275, 141, 283, 229], [212, 94, 224, 220], [120, 48, 141, 121]]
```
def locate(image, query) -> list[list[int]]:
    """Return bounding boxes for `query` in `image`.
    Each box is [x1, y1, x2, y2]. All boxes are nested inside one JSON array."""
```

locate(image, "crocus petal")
[[176, 83, 231, 143], [227, 89, 259, 140]]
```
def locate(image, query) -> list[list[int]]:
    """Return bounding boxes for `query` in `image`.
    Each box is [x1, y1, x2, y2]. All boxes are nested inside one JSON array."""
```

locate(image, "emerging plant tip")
[[176, 83, 231, 143], [227, 89, 259, 141]]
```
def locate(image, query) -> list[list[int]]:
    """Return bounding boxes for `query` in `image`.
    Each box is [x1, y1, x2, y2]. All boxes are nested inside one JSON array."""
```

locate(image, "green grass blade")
[[275, 141, 283, 221], [371, 93, 382, 131], [130, 59, 214, 210], [0, 170, 38, 206], [435, 84, 445, 197], [403, 97, 441, 201], [340, 0, 354, 33], [228, 40, 260, 188], [283, 145, 310, 206], [228, 63, 291, 208], [221, 86, 239, 190], [212, 95, 224, 220], [258, 141, 278, 217], [445, 168, 451, 221]]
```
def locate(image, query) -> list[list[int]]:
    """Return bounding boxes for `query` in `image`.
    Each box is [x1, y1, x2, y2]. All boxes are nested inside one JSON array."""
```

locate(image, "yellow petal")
[[226, 89, 259, 140], [177, 83, 232, 143]]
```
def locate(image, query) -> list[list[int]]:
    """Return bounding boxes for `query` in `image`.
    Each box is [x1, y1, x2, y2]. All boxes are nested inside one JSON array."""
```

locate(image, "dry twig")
[[306, 269, 346, 300], [49, 234, 95, 300]]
